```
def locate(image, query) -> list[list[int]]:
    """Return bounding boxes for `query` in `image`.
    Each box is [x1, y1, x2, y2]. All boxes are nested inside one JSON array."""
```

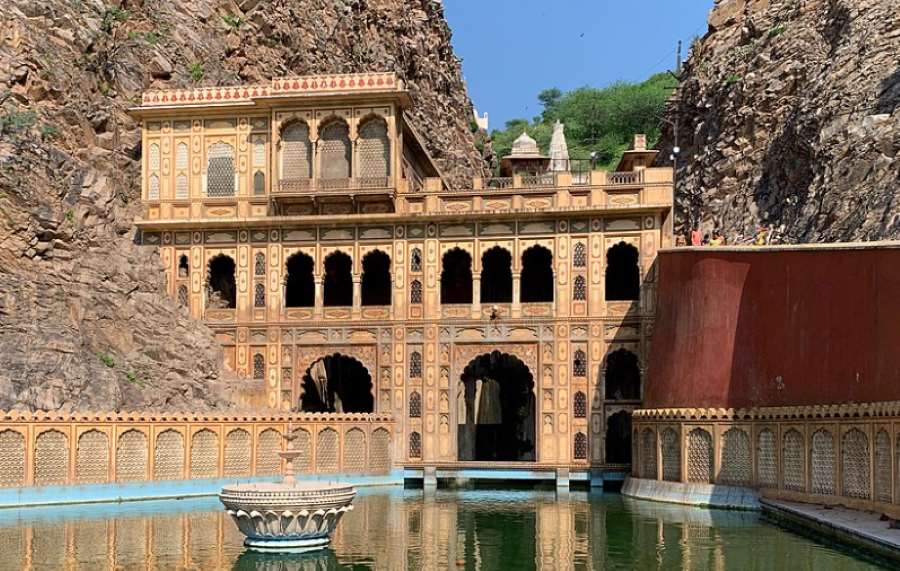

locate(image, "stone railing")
[[276, 177, 393, 195], [0, 411, 394, 489], [631, 402, 900, 517]]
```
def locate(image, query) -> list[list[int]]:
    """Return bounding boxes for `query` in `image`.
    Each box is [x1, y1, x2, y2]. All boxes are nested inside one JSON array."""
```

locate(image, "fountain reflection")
[[233, 548, 341, 571]]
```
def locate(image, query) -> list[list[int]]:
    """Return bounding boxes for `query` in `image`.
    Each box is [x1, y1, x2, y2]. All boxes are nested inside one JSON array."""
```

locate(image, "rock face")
[[0, 0, 483, 411], [659, 0, 899, 242]]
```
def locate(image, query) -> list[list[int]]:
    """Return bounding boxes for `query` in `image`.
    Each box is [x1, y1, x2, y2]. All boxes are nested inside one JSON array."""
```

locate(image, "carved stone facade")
[[0, 411, 393, 488], [133, 73, 673, 469], [632, 402, 900, 518]]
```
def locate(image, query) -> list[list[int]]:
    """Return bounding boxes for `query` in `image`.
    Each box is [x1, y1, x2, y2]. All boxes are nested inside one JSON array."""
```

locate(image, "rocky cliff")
[[659, 0, 899, 242], [0, 0, 483, 411]]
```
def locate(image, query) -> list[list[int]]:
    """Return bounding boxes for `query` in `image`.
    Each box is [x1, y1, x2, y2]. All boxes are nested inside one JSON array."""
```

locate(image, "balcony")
[[275, 177, 394, 197]]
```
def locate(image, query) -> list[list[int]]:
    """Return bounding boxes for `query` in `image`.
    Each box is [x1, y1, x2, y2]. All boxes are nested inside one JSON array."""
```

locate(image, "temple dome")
[[510, 130, 541, 157]]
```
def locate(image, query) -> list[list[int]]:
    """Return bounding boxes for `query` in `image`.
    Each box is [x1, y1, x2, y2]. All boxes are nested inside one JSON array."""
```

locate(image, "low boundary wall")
[[0, 411, 396, 506], [629, 402, 900, 518]]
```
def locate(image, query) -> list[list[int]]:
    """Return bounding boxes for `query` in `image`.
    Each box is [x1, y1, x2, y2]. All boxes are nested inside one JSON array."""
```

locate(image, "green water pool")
[[0, 489, 889, 569]]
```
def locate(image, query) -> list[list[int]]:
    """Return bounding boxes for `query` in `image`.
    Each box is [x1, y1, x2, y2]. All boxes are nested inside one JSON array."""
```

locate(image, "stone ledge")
[[762, 498, 900, 564], [622, 477, 760, 510], [633, 400, 900, 421]]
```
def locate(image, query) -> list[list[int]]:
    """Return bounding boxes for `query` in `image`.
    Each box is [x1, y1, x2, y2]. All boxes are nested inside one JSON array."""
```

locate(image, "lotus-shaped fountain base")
[[219, 481, 356, 552]]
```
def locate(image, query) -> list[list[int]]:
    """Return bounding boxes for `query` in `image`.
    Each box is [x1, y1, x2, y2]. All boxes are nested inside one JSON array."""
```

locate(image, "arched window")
[[177, 284, 189, 307], [573, 242, 587, 268], [206, 142, 235, 197], [148, 142, 160, 171], [574, 432, 587, 460], [282, 121, 312, 180], [573, 391, 587, 418], [178, 254, 189, 278], [324, 251, 353, 306], [357, 117, 390, 184], [361, 250, 391, 306], [410, 279, 422, 304], [481, 247, 512, 303], [441, 248, 472, 304], [409, 351, 422, 378], [175, 174, 188, 199], [573, 275, 587, 301], [605, 349, 641, 400], [253, 171, 265, 195], [253, 353, 265, 380], [606, 242, 640, 301], [175, 142, 188, 170], [521, 245, 553, 302], [573, 349, 587, 378], [409, 391, 422, 418], [285, 252, 315, 308], [254, 283, 265, 308], [148, 174, 159, 200], [253, 138, 266, 167], [410, 248, 422, 272], [254, 252, 266, 276], [409, 432, 422, 459], [319, 119, 351, 182], [207, 255, 236, 309]]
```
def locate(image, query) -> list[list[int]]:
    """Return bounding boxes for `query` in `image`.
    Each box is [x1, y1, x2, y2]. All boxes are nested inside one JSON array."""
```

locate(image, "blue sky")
[[443, 0, 712, 130]]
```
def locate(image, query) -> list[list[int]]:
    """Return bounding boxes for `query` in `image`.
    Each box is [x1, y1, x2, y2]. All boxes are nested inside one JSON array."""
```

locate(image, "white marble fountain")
[[219, 425, 356, 552]]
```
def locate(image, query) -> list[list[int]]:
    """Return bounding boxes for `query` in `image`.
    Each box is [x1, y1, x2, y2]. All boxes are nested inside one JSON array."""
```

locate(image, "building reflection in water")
[[0, 490, 881, 570]]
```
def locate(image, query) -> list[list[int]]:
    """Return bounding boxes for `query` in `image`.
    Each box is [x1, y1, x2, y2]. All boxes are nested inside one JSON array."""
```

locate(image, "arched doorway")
[[521, 245, 554, 302], [480, 247, 512, 303], [323, 251, 352, 307], [606, 410, 632, 464], [605, 349, 641, 400], [299, 353, 373, 413], [361, 250, 391, 306], [457, 351, 535, 462]]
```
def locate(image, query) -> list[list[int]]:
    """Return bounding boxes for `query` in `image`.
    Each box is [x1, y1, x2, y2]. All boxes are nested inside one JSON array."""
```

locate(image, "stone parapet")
[[631, 402, 900, 518], [0, 413, 395, 490]]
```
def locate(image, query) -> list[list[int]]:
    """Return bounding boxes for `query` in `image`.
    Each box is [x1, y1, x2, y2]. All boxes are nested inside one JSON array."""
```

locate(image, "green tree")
[[488, 73, 676, 171]]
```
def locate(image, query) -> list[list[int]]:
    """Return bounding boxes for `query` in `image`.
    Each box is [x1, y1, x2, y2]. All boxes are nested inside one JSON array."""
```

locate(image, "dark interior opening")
[[324, 251, 353, 307], [605, 242, 640, 301], [480, 247, 512, 304], [285, 252, 315, 308], [605, 349, 641, 400], [441, 248, 473, 304], [299, 353, 373, 413], [362, 250, 392, 306], [605, 411, 632, 464], [458, 351, 535, 462], [520, 246, 554, 303], [207, 255, 236, 309]]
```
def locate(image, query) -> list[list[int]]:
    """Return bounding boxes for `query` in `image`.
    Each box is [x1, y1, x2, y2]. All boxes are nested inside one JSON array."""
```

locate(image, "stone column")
[[352, 273, 362, 318], [512, 272, 522, 318], [313, 275, 324, 318], [471, 271, 481, 318]]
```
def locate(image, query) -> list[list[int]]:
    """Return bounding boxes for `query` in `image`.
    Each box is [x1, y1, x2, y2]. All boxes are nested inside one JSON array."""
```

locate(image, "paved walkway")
[[762, 498, 900, 561]]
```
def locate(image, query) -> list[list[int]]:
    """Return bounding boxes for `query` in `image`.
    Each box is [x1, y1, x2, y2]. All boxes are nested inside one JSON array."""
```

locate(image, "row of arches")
[[203, 241, 641, 309], [146, 116, 391, 201], [0, 425, 392, 488], [639, 425, 887, 501], [280, 116, 391, 184]]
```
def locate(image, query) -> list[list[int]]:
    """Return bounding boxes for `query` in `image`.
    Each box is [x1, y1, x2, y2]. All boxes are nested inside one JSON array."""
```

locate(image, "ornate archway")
[[294, 345, 377, 411], [456, 350, 536, 462], [298, 353, 374, 413]]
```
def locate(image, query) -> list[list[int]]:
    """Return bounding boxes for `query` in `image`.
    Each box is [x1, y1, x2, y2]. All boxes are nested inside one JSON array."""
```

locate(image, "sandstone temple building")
[[130, 72, 673, 476]]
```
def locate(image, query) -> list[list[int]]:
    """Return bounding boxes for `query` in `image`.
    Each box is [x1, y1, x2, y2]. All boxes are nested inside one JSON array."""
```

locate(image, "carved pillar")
[[512, 272, 522, 318], [352, 273, 362, 318], [314, 275, 324, 318], [471, 271, 481, 317]]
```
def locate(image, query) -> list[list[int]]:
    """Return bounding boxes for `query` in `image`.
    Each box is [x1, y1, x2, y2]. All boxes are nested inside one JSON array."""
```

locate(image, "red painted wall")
[[644, 246, 900, 409]]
